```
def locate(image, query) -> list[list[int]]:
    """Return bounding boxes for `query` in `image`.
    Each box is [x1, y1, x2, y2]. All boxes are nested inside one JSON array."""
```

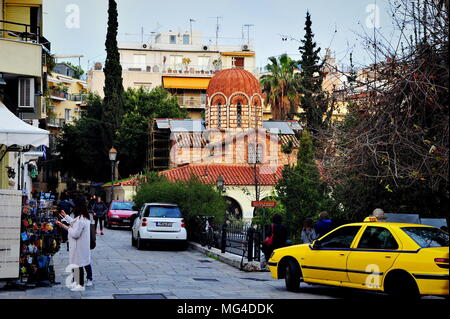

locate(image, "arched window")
[[217, 102, 222, 128], [237, 102, 242, 127]]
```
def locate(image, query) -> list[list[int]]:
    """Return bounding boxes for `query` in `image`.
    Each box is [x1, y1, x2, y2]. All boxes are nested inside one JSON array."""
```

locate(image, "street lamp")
[[109, 147, 117, 202]]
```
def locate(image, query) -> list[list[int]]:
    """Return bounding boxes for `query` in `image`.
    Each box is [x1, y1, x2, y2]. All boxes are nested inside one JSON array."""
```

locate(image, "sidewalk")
[[188, 241, 267, 272]]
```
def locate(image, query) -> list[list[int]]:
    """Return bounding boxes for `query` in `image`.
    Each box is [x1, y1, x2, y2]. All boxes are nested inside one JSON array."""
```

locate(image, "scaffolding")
[[147, 119, 171, 171]]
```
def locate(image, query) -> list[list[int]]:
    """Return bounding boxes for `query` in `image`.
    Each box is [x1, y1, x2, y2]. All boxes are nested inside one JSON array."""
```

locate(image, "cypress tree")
[[102, 0, 124, 150], [298, 11, 327, 135], [276, 130, 330, 241]]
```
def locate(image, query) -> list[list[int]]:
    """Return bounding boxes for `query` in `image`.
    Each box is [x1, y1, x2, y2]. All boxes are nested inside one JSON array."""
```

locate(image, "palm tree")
[[260, 54, 301, 120]]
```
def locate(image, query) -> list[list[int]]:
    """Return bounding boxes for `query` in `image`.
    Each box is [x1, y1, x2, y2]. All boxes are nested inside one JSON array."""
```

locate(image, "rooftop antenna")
[[243, 24, 254, 46], [209, 16, 223, 48], [141, 26, 144, 43]]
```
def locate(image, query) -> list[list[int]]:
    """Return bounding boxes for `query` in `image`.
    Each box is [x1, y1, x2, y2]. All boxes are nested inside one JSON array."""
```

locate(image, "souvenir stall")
[[0, 101, 50, 285], [17, 198, 61, 287]]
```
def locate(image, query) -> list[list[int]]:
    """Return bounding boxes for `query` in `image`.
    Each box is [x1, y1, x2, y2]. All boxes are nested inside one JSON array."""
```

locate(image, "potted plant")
[[212, 58, 222, 71], [182, 57, 191, 73]]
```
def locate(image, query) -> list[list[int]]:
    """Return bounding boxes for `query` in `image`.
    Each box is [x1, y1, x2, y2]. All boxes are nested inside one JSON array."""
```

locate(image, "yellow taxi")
[[268, 217, 449, 297]]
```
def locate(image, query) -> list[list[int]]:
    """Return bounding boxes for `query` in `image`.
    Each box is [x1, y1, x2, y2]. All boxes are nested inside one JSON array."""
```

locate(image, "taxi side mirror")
[[312, 240, 321, 249]]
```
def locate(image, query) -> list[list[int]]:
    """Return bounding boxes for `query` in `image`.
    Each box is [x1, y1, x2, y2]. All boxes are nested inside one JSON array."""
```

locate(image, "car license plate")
[[123, 218, 130, 222], [156, 222, 172, 227]]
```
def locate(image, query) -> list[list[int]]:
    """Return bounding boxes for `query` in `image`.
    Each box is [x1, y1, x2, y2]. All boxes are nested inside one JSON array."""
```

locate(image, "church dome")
[[207, 68, 262, 99]]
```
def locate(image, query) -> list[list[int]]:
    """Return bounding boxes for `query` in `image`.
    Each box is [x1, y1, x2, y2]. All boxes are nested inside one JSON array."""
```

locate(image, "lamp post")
[[216, 175, 227, 253], [216, 175, 225, 193], [108, 147, 117, 202]]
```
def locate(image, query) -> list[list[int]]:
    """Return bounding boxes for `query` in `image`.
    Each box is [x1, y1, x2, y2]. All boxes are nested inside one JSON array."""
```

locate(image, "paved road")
[[0, 227, 440, 299]]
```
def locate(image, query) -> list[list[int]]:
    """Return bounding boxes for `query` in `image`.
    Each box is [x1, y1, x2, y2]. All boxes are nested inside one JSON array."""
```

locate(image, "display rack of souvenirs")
[[18, 200, 62, 287]]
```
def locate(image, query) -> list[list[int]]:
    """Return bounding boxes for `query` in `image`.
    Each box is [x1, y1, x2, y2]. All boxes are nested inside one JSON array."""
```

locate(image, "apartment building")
[[88, 30, 257, 119], [0, 0, 51, 190], [46, 63, 87, 132]]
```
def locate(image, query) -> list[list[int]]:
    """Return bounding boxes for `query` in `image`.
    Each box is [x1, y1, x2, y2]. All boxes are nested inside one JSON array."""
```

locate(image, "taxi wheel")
[[385, 272, 419, 299], [285, 259, 301, 292]]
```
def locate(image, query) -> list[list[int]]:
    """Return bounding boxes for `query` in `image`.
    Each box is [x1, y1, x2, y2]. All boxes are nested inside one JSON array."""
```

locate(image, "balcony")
[[0, 20, 50, 51], [121, 63, 257, 76], [49, 89, 68, 100], [47, 118, 66, 128], [177, 94, 207, 109]]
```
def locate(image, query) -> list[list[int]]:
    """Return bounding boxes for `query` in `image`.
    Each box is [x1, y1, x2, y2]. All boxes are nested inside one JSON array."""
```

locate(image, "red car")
[[105, 200, 138, 229]]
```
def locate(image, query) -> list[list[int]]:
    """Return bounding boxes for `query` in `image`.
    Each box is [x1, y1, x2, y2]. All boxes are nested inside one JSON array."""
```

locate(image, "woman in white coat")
[[56, 203, 91, 292]]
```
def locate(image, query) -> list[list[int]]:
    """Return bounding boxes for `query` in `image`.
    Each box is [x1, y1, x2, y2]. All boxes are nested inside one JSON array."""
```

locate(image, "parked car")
[[105, 200, 138, 229], [131, 203, 188, 250], [268, 217, 449, 298]]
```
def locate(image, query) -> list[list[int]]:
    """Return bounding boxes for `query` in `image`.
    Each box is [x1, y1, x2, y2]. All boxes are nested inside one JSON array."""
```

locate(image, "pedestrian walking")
[[55, 202, 91, 292], [262, 214, 288, 264], [92, 196, 108, 235], [88, 195, 96, 213], [301, 218, 317, 244], [314, 211, 333, 239]]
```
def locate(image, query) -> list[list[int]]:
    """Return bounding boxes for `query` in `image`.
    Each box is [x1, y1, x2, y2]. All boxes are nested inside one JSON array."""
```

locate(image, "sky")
[[43, 0, 396, 73]]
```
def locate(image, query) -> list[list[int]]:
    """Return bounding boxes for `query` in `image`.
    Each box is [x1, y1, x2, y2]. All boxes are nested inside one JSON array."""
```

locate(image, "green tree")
[[260, 54, 300, 120], [102, 0, 124, 152], [56, 118, 107, 182], [276, 130, 330, 242], [133, 176, 226, 238], [298, 11, 329, 134], [116, 87, 188, 177]]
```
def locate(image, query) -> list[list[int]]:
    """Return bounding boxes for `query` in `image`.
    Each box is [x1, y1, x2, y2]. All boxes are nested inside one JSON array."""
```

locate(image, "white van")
[[131, 203, 188, 250]]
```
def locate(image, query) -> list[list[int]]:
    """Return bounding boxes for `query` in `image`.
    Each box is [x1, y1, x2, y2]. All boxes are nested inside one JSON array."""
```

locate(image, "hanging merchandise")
[[17, 199, 62, 288]]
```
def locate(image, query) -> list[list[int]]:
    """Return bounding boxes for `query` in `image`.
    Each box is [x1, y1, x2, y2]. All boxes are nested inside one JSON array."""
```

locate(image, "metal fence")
[[191, 222, 262, 262]]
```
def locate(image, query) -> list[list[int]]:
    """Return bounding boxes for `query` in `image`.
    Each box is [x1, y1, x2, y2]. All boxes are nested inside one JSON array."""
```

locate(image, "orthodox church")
[[151, 68, 302, 221]]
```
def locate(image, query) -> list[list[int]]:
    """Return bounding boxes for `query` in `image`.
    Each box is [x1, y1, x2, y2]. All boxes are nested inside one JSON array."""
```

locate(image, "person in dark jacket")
[[92, 196, 108, 235], [314, 211, 333, 239], [262, 214, 288, 263], [57, 194, 75, 216], [57, 194, 75, 249], [88, 195, 96, 213]]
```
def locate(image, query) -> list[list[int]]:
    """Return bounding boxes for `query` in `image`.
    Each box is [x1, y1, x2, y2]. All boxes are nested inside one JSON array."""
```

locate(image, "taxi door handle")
[[385, 256, 391, 259], [339, 253, 345, 256]]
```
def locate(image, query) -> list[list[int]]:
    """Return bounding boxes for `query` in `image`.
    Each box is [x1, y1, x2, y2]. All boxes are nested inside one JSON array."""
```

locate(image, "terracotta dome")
[[207, 68, 262, 98]]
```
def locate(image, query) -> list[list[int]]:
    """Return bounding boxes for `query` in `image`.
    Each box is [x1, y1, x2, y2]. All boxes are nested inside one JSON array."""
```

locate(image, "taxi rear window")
[[402, 227, 449, 248]]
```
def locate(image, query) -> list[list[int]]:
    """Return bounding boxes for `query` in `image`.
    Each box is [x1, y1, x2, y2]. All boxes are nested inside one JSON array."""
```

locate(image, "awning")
[[0, 102, 49, 147], [220, 52, 255, 56], [163, 77, 210, 90]]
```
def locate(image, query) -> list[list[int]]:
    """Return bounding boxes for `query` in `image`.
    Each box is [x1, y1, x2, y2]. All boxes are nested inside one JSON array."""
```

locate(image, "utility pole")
[[189, 19, 195, 44], [244, 24, 254, 46]]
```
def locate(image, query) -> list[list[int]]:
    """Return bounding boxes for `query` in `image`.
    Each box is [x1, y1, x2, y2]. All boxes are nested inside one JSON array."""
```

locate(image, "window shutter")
[[18, 78, 35, 109]]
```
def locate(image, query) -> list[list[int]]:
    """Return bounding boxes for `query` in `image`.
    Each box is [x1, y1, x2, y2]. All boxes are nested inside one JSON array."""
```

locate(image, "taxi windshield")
[[402, 227, 449, 248]]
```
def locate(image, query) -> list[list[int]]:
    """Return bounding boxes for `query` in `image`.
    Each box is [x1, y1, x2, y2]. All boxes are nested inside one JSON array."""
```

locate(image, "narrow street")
[[0, 227, 385, 299]]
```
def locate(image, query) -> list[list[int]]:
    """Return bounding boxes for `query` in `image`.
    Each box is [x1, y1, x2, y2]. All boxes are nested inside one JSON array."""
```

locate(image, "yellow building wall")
[[48, 75, 86, 123], [0, 39, 42, 76], [2, 0, 43, 36], [0, 152, 9, 189]]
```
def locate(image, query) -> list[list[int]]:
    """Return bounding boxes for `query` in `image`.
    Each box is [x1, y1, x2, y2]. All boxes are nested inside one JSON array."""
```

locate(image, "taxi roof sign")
[[364, 216, 378, 222]]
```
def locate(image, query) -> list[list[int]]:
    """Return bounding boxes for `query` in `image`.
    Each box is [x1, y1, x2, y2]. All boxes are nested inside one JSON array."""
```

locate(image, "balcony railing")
[[120, 63, 257, 76], [0, 20, 51, 51], [177, 94, 207, 108], [47, 118, 66, 128], [49, 89, 68, 100]]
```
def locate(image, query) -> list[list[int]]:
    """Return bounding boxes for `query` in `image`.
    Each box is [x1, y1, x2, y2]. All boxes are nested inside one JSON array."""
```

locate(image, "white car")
[[131, 203, 188, 250]]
